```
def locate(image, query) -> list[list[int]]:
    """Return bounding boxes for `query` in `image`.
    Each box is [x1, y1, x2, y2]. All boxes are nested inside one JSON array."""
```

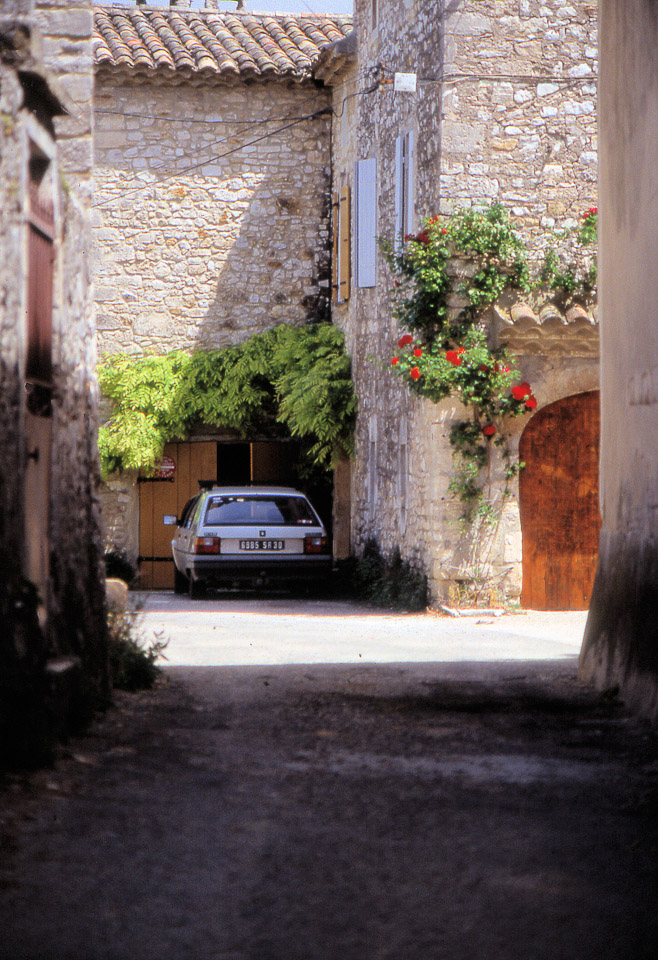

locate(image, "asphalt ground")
[[1, 598, 657, 960]]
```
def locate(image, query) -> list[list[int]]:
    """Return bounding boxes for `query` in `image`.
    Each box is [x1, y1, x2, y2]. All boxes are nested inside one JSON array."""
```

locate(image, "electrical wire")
[[93, 108, 331, 207]]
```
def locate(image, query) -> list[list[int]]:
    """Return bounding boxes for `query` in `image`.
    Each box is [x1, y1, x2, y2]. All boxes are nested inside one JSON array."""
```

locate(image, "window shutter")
[[355, 157, 377, 288], [394, 134, 404, 251], [405, 130, 415, 237], [339, 185, 351, 301], [332, 191, 340, 303]]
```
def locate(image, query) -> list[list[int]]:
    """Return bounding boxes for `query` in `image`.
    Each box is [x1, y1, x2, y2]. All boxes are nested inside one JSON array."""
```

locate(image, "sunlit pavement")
[[136, 591, 588, 667]]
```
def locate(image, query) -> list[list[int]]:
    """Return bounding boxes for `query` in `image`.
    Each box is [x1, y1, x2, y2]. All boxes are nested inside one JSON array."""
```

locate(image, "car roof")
[[201, 486, 308, 497]]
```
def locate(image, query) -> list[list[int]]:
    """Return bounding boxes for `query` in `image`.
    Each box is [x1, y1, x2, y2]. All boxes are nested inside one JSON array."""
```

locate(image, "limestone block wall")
[[330, 0, 599, 603], [93, 78, 333, 356]]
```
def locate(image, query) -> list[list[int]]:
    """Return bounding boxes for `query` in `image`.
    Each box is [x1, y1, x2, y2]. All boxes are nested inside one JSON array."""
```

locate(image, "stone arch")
[[519, 390, 601, 610]]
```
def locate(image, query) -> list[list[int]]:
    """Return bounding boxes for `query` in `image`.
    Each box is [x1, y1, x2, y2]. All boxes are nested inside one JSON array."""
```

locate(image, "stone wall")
[[0, 0, 108, 766], [93, 78, 333, 356], [329, 0, 598, 604]]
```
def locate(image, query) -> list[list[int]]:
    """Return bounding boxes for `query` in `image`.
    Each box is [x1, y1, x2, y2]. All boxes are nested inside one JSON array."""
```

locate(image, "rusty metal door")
[[519, 391, 601, 610]]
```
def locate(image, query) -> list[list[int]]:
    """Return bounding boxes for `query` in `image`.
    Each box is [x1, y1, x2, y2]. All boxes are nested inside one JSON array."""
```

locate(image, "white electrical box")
[[394, 72, 417, 93]]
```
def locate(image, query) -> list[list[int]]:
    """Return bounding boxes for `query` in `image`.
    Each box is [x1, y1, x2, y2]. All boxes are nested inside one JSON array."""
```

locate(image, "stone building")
[[0, 0, 108, 766], [318, 0, 599, 608], [580, 0, 658, 721], [91, 4, 351, 587]]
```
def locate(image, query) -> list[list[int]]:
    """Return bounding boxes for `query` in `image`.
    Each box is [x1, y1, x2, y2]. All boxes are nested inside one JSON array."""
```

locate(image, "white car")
[[171, 486, 331, 598]]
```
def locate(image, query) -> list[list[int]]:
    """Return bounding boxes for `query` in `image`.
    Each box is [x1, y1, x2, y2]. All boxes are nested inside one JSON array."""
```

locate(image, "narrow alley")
[[1, 604, 657, 960]]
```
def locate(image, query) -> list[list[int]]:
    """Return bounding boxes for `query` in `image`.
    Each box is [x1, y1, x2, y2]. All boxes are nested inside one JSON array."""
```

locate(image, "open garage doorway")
[[138, 439, 320, 589], [519, 391, 601, 610]]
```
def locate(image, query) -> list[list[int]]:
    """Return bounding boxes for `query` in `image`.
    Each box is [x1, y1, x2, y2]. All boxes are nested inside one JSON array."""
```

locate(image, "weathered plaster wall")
[[330, 0, 598, 603], [93, 78, 332, 356], [580, 0, 658, 720]]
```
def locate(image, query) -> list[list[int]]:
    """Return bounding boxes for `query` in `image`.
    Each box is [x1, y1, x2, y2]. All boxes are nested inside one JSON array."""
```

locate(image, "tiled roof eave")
[[93, 6, 352, 84]]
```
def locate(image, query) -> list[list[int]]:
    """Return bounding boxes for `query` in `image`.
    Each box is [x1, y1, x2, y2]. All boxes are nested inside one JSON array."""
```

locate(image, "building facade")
[[0, 0, 108, 765], [91, 5, 351, 585], [320, 0, 599, 607]]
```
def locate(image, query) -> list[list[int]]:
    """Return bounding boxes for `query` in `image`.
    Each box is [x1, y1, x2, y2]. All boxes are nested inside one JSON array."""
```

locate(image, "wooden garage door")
[[139, 442, 217, 590], [519, 391, 601, 610]]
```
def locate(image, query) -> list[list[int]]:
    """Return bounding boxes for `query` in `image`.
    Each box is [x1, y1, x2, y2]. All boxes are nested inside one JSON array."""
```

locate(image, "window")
[[203, 495, 318, 527], [394, 131, 415, 251], [332, 184, 351, 302], [355, 157, 377, 288], [26, 142, 55, 387]]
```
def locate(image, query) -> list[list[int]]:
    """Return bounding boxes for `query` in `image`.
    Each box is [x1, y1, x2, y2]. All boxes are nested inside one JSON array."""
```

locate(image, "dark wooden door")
[[519, 391, 601, 610]]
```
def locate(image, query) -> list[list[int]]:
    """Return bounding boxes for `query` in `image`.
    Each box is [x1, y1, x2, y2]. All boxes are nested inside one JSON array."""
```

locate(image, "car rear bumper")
[[185, 555, 332, 585]]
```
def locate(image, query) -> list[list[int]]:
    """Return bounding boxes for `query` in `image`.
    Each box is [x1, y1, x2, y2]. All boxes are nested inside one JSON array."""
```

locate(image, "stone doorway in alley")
[[519, 390, 601, 610], [138, 440, 298, 589]]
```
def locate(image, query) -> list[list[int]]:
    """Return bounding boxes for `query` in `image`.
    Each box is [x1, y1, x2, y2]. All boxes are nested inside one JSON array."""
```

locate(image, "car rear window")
[[203, 496, 318, 526]]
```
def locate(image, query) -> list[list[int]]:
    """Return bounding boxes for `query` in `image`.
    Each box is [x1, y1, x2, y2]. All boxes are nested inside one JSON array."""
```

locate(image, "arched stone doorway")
[[519, 391, 601, 610]]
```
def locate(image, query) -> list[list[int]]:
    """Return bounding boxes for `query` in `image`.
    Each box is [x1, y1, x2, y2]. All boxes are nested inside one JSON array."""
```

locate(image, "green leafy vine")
[[382, 203, 597, 521], [98, 323, 356, 477]]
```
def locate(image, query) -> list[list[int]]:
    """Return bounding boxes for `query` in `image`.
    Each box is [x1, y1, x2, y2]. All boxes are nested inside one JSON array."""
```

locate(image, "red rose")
[[511, 381, 532, 401], [413, 347, 423, 357], [483, 424, 496, 437], [391, 356, 400, 366], [416, 229, 431, 244], [525, 396, 537, 410], [398, 334, 413, 347], [589, 206, 598, 215], [456, 346, 465, 354], [478, 364, 490, 373], [441, 227, 448, 235], [410, 366, 421, 380]]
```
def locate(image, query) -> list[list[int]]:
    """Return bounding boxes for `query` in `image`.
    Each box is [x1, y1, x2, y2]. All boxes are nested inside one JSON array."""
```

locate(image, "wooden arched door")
[[519, 391, 601, 610]]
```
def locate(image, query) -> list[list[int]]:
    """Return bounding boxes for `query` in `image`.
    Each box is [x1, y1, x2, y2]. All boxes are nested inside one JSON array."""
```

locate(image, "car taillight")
[[304, 535, 328, 555], [194, 536, 220, 555]]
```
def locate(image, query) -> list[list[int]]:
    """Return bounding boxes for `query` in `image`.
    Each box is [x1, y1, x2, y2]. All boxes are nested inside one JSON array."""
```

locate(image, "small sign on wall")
[[163, 515, 178, 526], [154, 455, 176, 479], [394, 73, 417, 93]]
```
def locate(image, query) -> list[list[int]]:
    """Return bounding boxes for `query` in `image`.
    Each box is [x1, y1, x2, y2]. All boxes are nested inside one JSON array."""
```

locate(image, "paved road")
[[2, 597, 657, 960], [137, 592, 588, 666]]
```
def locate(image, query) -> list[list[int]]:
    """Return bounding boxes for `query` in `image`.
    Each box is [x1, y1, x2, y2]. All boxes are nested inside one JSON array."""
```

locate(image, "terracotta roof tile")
[[94, 6, 353, 84]]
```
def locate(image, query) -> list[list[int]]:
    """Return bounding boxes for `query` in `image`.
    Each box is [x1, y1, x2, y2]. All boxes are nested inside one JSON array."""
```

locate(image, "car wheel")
[[173, 566, 188, 595], [188, 577, 206, 600]]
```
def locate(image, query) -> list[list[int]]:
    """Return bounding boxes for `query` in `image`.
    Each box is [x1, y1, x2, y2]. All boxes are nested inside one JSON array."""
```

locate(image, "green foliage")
[[348, 539, 428, 611], [383, 203, 597, 520], [107, 609, 168, 691], [98, 323, 356, 477]]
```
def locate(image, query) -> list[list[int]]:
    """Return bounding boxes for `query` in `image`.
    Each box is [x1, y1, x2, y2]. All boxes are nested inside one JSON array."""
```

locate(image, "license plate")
[[239, 540, 285, 551]]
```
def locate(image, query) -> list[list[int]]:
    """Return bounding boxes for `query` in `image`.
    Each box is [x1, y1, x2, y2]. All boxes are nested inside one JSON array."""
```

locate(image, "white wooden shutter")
[[394, 134, 404, 251], [405, 130, 415, 237], [355, 157, 377, 288]]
